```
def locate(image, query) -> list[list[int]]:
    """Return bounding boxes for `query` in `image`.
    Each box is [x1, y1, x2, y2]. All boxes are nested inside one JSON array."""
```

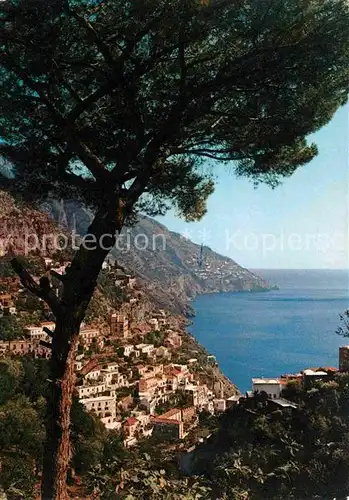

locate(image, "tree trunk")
[[38, 200, 123, 499], [41, 317, 80, 500]]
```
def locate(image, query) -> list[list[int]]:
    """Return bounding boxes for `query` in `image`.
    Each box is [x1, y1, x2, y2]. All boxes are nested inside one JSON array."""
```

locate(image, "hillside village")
[[55, 203, 271, 315], [0, 255, 238, 450], [0, 238, 349, 500], [1, 252, 349, 499], [1, 248, 349, 493]]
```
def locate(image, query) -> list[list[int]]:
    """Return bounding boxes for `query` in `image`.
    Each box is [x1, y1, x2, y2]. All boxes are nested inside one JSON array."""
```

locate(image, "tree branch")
[[43, 327, 54, 338], [11, 258, 62, 317], [178, 27, 187, 103], [171, 146, 242, 155], [66, 82, 114, 124], [40, 340, 53, 350], [2, 50, 113, 183], [62, 81, 83, 104], [67, 8, 118, 69], [50, 270, 66, 282]]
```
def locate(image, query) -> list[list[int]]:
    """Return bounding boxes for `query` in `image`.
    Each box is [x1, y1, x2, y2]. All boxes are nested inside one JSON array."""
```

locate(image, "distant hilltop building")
[[339, 346, 349, 372]]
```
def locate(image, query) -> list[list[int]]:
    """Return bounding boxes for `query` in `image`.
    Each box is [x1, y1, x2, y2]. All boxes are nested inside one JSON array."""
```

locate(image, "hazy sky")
[[158, 104, 348, 270]]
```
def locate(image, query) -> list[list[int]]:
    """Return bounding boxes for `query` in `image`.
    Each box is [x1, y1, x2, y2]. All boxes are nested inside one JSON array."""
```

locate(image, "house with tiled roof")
[[150, 416, 184, 440], [123, 417, 139, 437]]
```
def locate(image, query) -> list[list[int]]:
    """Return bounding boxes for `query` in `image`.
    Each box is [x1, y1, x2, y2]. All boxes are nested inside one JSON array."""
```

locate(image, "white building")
[[136, 343, 155, 356], [101, 417, 122, 430], [79, 327, 100, 346], [104, 363, 119, 373], [85, 368, 101, 381], [74, 359, 83, 371], [27, 322, 55, 342], [80, 396, 116, 419], [188, 358, 198, 365], [148, 318, 159, 331], [214, 399, 226, 412], [252, 378, 281, 399], [74, 354, 84, 371], [77, 383, 107, 399], [131, 411, 150, 427], [101, 369, 120, 385], [184, 384, 210, 408], [123, 345, 135, 357]]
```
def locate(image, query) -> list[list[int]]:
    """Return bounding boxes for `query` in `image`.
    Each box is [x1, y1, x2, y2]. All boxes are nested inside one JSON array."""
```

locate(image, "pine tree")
[[0, 0, 348, 497]]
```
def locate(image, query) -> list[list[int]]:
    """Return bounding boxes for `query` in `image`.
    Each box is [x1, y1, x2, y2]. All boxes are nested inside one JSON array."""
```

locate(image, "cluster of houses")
[[0, 259, 241, 448], [0, 296, 178, 356], [247, 353, 347, 411], [0, 320, 106, 358], [184, 252, 250, 285], [0, 321, 54, 358], [0, 293, 232, 447], [76, 355, 232, 447], [71, 307, 237, 446]]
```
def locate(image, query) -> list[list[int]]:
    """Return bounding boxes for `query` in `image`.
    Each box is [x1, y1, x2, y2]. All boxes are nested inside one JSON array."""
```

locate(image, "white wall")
[[253, 383, 281, 399]]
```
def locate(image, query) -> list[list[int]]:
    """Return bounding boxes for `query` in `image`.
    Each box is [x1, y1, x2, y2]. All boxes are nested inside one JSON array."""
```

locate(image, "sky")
[[157, 104, 348, 270]]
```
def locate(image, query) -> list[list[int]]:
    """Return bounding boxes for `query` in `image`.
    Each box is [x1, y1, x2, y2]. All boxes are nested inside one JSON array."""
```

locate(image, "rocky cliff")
[[46, 200, 270, 314], [0, 191, 60, 257], [114, 216, 270, 314], [0, 193, 270, 315], [0, 192, 242, 394]]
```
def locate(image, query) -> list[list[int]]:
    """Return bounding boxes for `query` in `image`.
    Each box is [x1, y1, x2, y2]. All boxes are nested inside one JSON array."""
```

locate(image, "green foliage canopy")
[[0, 0, 348, 220], [193, 374, 349, 499]]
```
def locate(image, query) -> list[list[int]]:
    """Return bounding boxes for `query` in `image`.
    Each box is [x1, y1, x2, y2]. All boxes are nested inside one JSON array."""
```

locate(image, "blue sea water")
[[187, 269, 349, 393]]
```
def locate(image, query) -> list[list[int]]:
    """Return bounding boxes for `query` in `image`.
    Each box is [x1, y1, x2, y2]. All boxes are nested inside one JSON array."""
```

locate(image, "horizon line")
[[250, 268, 349, 271]]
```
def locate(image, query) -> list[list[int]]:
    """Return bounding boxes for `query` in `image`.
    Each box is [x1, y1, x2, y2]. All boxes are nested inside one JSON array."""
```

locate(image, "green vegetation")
[[0, 356, 120, 498], [97, 271, 128, 307], [0, 257, 16, 278], [15, 290, 46, 318], [0, 315, 24, 341], [155, 391, 192, 415], [0, 355, 213, 499], [145, 330, 166, 347], [191, 373, 349, 499], [84, 289, 112, 324], [5, 355, 349, 499], [0, 356, 105, 499], [1, 256, 44, 277], [0, 358, 45, 499], [86, 451, 211, 500]]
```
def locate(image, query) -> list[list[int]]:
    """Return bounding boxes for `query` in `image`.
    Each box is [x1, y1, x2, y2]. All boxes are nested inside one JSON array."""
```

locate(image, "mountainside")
[[115, 216, 270, 314], [0, 193, 270, 314], [0, 191, 60, 257], [46, 200, 271, 314]]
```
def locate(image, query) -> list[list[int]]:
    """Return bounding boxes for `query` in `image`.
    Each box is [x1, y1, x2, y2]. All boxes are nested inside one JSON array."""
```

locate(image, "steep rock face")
[[0, 191, 60, 257], [45, 200, 270, 314]]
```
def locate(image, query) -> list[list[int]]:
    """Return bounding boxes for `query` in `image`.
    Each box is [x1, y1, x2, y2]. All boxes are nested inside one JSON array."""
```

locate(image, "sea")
[[187, 269, 349, 393]]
